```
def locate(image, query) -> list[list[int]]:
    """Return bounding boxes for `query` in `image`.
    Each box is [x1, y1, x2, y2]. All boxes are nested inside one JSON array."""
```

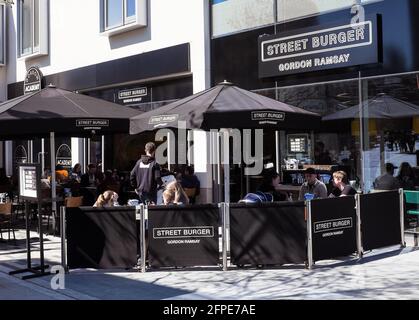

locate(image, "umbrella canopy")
[[0, 85, 140, 138], [322, 93, 419, 121], [130, 81, 320, 134]]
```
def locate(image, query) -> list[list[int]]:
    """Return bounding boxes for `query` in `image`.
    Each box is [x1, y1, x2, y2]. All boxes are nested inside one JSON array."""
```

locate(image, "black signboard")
[[75, 119, 110, 131], [18, 163, 41, 200], [148, 204, 220, 268], [117, 87, 149, 105], [66, 207, 137, 269], [310, 197, 357, 261], [230, 202, 307, 266], [259, 15, 380, 77], [359, 191, 401, 251], [24, 66, 43, 94]]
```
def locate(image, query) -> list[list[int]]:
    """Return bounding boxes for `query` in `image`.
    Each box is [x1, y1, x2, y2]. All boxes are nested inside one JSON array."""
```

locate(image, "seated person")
[[55, 165, 69, 183], [157, 169, 177, 205], [373, 163, 400, 190], [93, 190, 119, 208], [97, 169, 119, 194], [240, 169, 287, 203], [298, 168, 328, 201], [329, 170, 357, 197], [396, 162, 415, 190], [259, 169, 287, 201], [180, 166, 201, 204], [162, 181, 189, 205]]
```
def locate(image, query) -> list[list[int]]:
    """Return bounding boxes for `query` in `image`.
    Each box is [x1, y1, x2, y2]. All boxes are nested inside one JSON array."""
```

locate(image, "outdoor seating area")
[[60, 190, 404, 272]]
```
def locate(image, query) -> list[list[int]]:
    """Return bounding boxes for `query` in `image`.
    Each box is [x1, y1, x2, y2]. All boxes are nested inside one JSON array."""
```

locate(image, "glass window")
[[18, 0, 47, 57], [212, 0, 275, 38], [20, 0, 33, 55], [106, 0, 123, 29], [362, 73, 419, 193], [277, 0, 383, 23], [126, 0, 136, 19], [104, 0, 136, 30], [0, 4, 5, 65]]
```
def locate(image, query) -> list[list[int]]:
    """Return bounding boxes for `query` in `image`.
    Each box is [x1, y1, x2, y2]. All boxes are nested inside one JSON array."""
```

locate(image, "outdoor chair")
[[65, 196, 83, 208], [0, 202, 16, 241], [403, 190, 419, 246]]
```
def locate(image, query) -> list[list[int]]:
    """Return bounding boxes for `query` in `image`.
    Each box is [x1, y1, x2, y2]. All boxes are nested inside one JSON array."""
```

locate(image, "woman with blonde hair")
[[162, 181, 189, 205], [93, 190, 119, 207]]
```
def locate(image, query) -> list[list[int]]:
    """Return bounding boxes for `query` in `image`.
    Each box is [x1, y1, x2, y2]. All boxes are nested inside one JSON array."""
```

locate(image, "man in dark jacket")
[[130, 142, 163, 204]]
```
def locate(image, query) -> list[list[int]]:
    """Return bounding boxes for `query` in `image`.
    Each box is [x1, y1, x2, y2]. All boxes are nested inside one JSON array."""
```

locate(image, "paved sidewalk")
[[1, 230, 418, 300]]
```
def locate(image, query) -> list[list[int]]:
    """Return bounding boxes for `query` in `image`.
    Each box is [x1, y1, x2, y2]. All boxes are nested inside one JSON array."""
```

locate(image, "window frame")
[[101, 0, 147, 37], [0, 4, 5, 66], [17, 0, 48, 60]]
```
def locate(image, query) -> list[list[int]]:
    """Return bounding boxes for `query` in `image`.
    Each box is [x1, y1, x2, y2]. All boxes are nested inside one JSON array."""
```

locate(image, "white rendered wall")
[[6, 0, 210, 92]]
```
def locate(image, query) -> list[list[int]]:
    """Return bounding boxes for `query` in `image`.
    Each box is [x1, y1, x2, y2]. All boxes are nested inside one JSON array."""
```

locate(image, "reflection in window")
[[104, 0, 137, 30], [277, 0, 383, 23], [212, 0, 275, 37]]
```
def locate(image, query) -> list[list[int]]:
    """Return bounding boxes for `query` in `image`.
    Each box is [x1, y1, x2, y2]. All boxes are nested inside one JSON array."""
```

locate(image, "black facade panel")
[[8, 43, 190, 99], [211, 0, 419, 89]]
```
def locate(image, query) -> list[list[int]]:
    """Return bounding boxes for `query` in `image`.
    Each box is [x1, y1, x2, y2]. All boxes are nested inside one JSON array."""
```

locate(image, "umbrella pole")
[[221, 129, 230, 203], [50, 132, 57, 233]]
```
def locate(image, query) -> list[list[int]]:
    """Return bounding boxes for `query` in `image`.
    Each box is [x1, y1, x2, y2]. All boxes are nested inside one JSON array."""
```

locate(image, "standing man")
[[298, 167, 328, 200], [130, 142, 163, 204]]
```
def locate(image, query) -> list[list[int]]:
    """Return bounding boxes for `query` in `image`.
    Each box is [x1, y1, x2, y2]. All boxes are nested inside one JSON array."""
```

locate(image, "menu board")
[[19, 164, 40, 200], [288, 134, 308, 153]]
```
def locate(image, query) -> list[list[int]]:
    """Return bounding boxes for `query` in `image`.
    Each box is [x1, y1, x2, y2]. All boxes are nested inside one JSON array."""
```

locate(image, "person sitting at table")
[[298, 167, 328, 201], [55, 164, 69, 184], [180, 165, 200, 204], [162, 181, 189, 205], [329, 170, 357, 197], [81, 163, 98, 188], [240, 169, 287, 203], [70, 163, 82, 182], [373, 163, 400, 191], [93, 190, 119, 208], [97, 169, 120, 195]]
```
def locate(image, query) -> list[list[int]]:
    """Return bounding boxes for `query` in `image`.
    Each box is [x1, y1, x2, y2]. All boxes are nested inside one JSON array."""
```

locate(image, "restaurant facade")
[[1, 0, 419, 203], [211, 0, 419, 199]]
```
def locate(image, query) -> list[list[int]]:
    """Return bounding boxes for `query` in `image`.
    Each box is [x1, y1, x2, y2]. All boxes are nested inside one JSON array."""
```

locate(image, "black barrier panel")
[[310, 197, 357, 261], [148, 204, 220, 268], [230, 202, 307, 266], [66, 207, 137, 269], [360, 191, 401, 251]]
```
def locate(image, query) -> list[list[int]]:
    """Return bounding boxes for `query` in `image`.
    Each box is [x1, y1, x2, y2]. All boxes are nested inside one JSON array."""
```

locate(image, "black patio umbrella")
[[0, 84, 141, 217], [130, 81, 320, 202], [130, 81, 320, 133], [0, 85, 140, 138], [322, 93, 419, 121]]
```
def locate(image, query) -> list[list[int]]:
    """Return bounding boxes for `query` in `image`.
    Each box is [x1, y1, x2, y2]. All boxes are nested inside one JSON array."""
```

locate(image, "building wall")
[[5, 0, 210, 93], [211, 0, 419, 89]]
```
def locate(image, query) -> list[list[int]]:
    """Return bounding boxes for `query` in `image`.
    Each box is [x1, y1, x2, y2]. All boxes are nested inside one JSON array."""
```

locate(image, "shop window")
[[17, 0, 48, 60], [0, 4, 5, 66], [276, 0, 383, 23], [100, 0, 147, 36], [212, 0, 275, 38]]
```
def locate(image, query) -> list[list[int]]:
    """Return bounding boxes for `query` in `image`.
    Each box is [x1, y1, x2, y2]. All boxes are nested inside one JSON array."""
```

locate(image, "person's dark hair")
[[259, 169, 279, 192], [145, 142, 156, 154], [88, 163, 96, 170], [55, 164, 64, 170], [397, 162, 414, 179], [73, 163, 81, 173], [185, 165, 194, 175]]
